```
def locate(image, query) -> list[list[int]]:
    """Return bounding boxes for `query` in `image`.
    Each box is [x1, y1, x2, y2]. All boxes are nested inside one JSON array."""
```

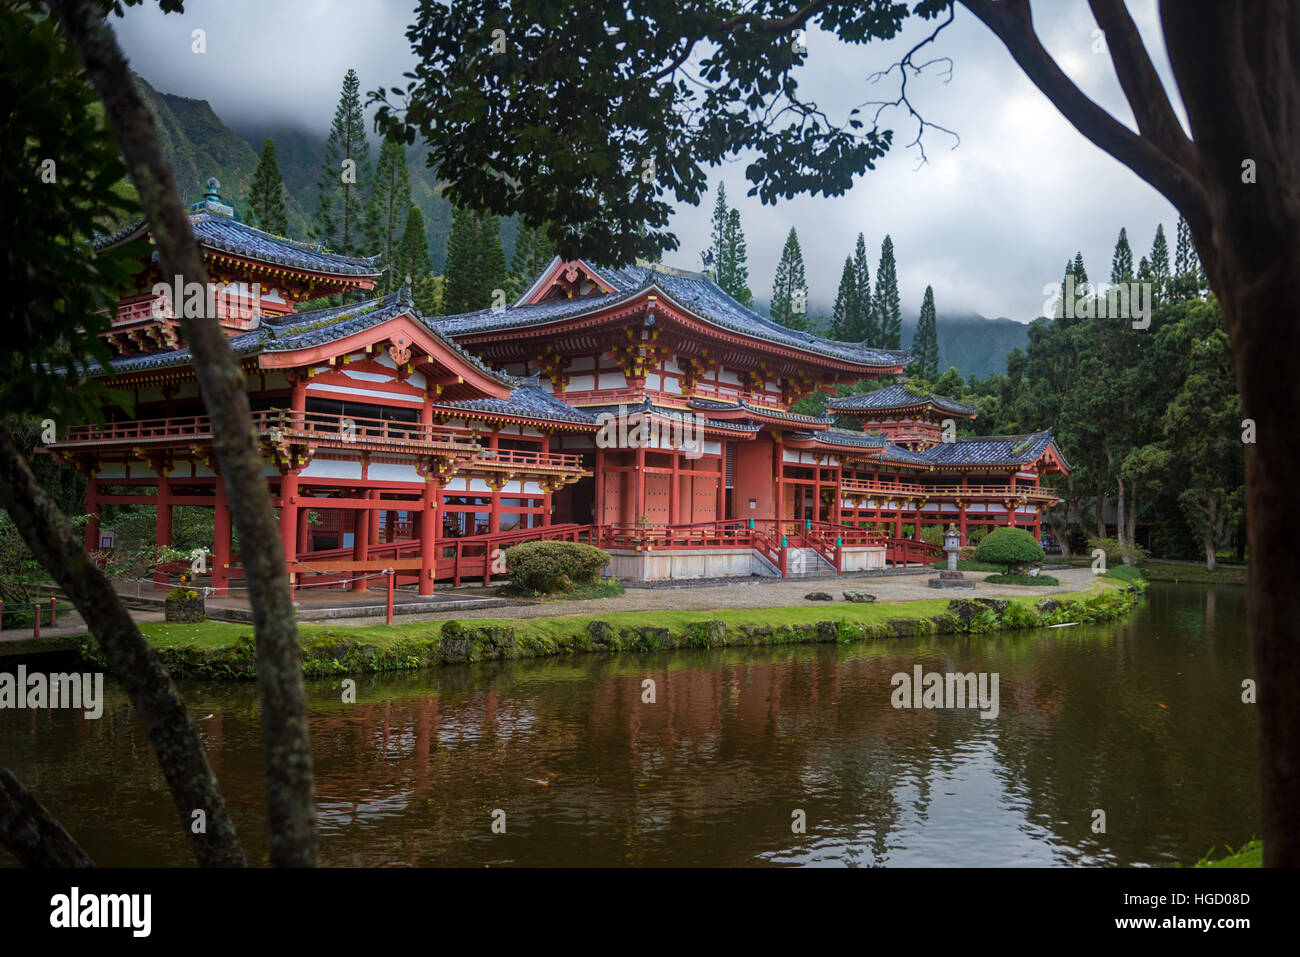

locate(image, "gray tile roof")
[[436, 257, 911, 369], [687, 396, 833, 425], [786, 428, 890, 449], [94, 211, 382, 277], [582, 399, 762, 434], [433, 385, 597, 426], [90, 290, 510, 388], [828, 383, 978, 416], [877, 431, 1062, 468]]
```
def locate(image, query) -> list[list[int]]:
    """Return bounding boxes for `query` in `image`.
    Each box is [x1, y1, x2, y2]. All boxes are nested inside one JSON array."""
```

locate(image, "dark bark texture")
[[964, 0, 1300, 865], [49, 0, 318, 866], [0, 425, 244, 866], [0, 767, 95, 868]]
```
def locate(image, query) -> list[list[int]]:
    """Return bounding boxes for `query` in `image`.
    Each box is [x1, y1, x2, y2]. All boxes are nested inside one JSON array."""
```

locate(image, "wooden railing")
[[840, 478, 1059, 503], [55, 409, 585, 473]]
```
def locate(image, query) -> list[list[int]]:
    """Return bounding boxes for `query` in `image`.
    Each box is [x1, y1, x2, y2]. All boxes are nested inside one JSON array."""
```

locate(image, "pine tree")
[[1173, 215, 1202, 300], [395, 206, 432, 293], [709, 182, 728, 280], [1110, 227, 1134, 283], [1149, 223, 1170, 303], [247, 138, 287, 235], [443, 206, 480, 314], [720, 208, 753, 306], [853, 233, 876, 345], [1137, 255, 1153, 288], [315, 69, 370, 256], [510, 221, 556, 289], [477, 214, 507, 306], [911, 285, 940, 379], [365, 134, 411, 295], [770, 227, 808, 329], [830, 257, 858, 340], [874, 235, 902, 349], [1071, 250, 1089, 289]]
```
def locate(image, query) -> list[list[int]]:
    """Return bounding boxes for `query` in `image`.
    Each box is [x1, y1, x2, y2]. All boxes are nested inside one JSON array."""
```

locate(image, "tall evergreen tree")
[[1110, 227, 1134, 283], [365, 134, 411, 295], [443, 206, 480, 314], [1149, 223, 1170, 303], [874, 235, 902, 349], [395, 205, 432, 292], [247, 138, 287, 235], [853, 233, 876, 345], [719, 208, 753, 306], [770, 227, 807, 329], [911, 285, 940, 379], [708, 182, 728, 279], [830, 256, 858, 340], [1172, 214, 1203, 300], [510, 221, 556, 288], [476, 214, 507, 305], [1071, 250, 1089, 289], [315, 69, 370, 256]]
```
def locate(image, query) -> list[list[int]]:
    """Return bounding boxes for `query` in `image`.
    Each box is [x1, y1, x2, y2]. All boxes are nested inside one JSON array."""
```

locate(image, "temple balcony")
[[839, 477, 1060, 504]]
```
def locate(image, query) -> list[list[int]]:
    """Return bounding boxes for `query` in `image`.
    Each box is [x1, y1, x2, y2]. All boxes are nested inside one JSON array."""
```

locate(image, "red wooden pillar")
[[716, 452, 725, 523], [154, 473, 172, 588], [418, 478, 437, 595], [540, 432, 552, 528], [352, 489, 372, 592], [213, 476, 231, 596], [958, 503, 968, 545], [669, 447, 680, 525], [297, 502, 311, 555], [832, 465, 842, 526], [593, 448, 605, 526], [489, 476, 502, 536], [635, 444, 646, 522], [280, 471, 299, 588], [83, 478, 100, 554], [893, 499, 903, 539]]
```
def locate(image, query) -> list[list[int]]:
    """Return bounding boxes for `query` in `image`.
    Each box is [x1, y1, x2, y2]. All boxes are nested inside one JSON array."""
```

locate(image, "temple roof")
[[785, 428, 890, 449], [582, 399, 762, 435], [432, 383, 597, 427], [687, 396, 834, 426], [440, 257, 911, 370], [828, 383, 978, 416], [94, 210, 383, 278], [876, 431, 1067, 468], [90, 290, 509, 388]]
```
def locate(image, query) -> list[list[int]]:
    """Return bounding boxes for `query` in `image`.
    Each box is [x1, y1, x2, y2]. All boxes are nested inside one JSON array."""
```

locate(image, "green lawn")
[[1194, 839, 1262, 868]]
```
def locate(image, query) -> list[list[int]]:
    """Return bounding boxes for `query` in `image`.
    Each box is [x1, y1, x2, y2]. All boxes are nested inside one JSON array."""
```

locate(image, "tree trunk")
[[1115, 467, 1127, 545], [1125, 480, 1138, 545], [50, 0, 317, 867], [0, 768, 95, 868], [0, 426, 245, 867]]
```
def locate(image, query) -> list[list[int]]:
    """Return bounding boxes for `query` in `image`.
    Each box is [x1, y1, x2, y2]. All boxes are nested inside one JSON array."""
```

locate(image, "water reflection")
[[0, 584, 1257, 867]]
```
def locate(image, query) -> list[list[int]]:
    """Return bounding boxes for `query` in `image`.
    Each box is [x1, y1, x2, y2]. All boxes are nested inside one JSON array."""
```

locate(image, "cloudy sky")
[[111, 0, 1184, 323]]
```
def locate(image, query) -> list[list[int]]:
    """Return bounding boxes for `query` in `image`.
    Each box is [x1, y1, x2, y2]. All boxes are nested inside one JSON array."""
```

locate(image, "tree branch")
[[0, 424, 245, 867], [0, 767, 94, 868], [960, 0, 1209, 225], [49, 0, 318, 867]]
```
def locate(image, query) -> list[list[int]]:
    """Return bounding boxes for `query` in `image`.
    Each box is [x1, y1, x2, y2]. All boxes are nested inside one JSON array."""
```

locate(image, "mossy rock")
[[587, 619, 616, 650], [886, 618, 922, 637], [977, 598, 1010, 617], [480, 625, 516, 650], [815, 620, 840, 643], [440, 636, 475, 662], [946, 599, 987, 622], [1034, 598, 1064, 615], [619, 626, 669, 652], [929, 613, 962, 634]]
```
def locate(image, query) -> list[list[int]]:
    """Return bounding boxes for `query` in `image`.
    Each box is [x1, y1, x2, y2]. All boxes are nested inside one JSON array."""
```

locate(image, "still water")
[[0, 583, 1257, 866]]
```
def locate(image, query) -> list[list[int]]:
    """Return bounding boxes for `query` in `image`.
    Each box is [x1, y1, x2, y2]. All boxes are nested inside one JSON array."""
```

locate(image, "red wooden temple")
[[52, 183, 1069, 592]]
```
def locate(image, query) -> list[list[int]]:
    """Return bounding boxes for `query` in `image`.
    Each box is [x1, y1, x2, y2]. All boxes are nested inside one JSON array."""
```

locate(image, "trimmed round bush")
[[503, 540, 611, 593], [974, 527, 1045, 574]]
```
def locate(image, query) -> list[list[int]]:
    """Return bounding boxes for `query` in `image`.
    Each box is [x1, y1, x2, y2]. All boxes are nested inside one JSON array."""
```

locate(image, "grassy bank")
[[57, 573, 1145, 680], [1140, 561, 1247, 586], [1193, 839, 1262, 868]]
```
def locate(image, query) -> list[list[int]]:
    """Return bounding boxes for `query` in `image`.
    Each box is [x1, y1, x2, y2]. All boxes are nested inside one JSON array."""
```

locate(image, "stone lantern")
[[929, 523, 974, 590]]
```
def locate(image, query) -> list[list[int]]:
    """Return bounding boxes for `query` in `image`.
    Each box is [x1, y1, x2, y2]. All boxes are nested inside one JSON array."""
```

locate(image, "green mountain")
[[903, 311, 1031, 380], [137, 74, 496, 273]]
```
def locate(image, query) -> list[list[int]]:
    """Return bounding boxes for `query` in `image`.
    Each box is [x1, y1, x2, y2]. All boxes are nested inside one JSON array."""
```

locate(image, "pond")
[[0, 583, 1257, 866]]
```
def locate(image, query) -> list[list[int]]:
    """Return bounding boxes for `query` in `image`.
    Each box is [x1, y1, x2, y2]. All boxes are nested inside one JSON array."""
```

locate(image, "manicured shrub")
[[974, 527, 1045, 574], [984, 573, 1060, 586], [503, 540, 611, 593]]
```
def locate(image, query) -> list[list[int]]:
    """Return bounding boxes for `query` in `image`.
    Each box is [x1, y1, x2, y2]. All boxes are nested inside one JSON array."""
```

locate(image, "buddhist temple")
[[51, 183, 1070, 591]]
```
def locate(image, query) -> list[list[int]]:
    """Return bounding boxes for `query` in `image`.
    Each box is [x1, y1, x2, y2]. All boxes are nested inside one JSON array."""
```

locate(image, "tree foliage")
[[247, 137, 288, 235]]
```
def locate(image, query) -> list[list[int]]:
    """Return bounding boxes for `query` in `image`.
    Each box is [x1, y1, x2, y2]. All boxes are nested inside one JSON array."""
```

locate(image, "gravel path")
[[323, 567, 1101, 626]]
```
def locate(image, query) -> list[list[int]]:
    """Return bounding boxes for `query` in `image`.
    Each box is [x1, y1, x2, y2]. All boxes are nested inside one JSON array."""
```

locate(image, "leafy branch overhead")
[[372, 0, 955, 265]]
